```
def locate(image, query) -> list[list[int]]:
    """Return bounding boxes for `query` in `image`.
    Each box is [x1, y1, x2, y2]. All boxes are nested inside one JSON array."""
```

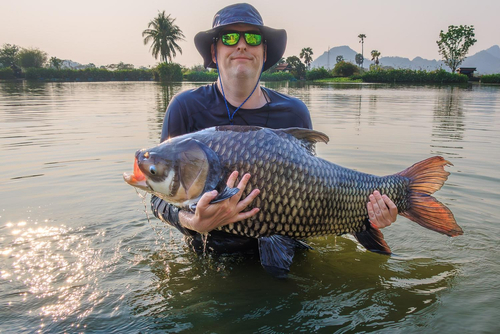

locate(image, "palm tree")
[[358, 34, 366, 68], [143, 11, 185, 63], [371, 50, 381, 65], [299, 47, 314, 70]]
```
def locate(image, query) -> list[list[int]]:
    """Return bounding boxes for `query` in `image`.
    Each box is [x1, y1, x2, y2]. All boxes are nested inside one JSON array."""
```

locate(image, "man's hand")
[[367, 190, 398, 229], [180, 171, 260, 233]]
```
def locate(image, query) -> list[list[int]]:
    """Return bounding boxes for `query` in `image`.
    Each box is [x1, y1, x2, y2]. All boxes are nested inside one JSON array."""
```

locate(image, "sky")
[[1, 0, 498, 68]]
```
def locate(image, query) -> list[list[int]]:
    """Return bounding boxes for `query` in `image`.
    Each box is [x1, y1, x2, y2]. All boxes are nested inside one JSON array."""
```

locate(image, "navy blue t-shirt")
[[160, 83, 312, 141], [152, 83, 312, 253]]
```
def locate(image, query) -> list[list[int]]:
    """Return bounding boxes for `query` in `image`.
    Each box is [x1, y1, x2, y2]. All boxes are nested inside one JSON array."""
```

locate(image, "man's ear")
[[211, 44, 216, 64]]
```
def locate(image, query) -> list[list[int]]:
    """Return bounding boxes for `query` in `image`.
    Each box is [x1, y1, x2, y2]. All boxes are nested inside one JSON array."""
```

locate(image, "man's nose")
[[236, 35, 247, 50]]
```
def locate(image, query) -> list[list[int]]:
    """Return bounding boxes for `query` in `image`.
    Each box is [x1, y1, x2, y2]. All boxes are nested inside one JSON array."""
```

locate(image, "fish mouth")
[[123, 158, 151, 191]]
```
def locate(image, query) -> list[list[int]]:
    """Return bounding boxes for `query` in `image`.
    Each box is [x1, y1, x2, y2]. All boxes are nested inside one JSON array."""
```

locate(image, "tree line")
[[0, 9, 481, 82]]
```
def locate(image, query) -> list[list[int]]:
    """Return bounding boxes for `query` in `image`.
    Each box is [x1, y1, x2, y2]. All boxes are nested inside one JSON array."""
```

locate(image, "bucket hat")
[[194, 3, 287, 71]]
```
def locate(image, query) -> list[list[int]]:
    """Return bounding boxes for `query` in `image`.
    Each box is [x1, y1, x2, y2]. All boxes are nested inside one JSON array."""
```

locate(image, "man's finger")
[[237, 173, 251, 189], [196, 190, 219, 210], [367, 202, 376, 221], [368, 194, 386, 228], [226, 171, 239, 188], [367, 201, 383, 228], [382, 194, 398, 220], [230, 173, 251, 201], [375, 192, 395, 224], [369, 194, 380, 215], [234, 207, 260, 223], [372, 191, 390, 219], [236, 189, 260, 211]]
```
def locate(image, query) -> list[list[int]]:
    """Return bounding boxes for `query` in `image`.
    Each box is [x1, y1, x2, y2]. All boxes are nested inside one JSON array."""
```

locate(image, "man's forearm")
[[178, 210, 195, 231], [151, 195, 196, 236]]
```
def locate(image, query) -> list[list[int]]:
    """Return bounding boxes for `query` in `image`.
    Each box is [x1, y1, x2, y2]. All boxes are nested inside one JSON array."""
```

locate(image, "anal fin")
[[354, 220, 392, 255]]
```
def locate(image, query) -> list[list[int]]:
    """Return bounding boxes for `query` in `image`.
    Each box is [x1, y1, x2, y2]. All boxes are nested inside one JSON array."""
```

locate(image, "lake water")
[[0, 80, 499, 333]]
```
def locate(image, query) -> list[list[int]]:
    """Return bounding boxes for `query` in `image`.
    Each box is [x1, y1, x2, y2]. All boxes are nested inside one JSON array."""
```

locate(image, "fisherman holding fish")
[[150, 3, 398, 254]]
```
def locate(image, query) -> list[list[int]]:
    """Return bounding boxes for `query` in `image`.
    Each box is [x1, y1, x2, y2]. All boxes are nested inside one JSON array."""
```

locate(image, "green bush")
[[360, 68, 468, 83], [185, 70, 218, 81], [24, 68, 154, 81], [332, 61, 360, 77], [260, 72, 295, 81], [153, 63, 183, 82], [306, 67, 330, 80], [481, 74, 500, 83], [0, 67, 15, 79]]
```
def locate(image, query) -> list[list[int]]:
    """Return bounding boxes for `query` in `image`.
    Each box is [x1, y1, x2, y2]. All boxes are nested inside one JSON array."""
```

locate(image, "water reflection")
[[126, 236, 458, 332], [155, 83, 176, 115], [432, 87, 465, 151], [149, 83, 193, 142]]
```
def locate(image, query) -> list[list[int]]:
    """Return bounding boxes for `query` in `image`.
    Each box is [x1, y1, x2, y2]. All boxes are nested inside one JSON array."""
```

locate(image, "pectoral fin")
[[211, 186, 239, 203], [188, 186, 240, 212], [258, 235, 312, 278]]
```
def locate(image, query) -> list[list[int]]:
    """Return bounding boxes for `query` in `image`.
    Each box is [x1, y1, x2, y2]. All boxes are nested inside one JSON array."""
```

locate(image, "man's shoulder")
[[265, 88, 308, 108], [173, 83, 216, 104], [264, 87, 310, 116], [262, 87, 312, 129]]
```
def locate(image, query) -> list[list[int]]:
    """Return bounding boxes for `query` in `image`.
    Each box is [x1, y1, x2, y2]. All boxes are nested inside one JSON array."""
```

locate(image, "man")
[[152, 3, 397, 258]]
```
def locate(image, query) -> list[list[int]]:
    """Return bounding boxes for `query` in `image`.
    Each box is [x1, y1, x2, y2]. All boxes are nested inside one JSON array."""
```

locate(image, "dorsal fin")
[[278, 128, 329, 155]]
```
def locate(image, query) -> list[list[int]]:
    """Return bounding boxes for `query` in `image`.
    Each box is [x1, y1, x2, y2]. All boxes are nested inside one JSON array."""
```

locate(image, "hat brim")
[[194, 25, 287, 72]]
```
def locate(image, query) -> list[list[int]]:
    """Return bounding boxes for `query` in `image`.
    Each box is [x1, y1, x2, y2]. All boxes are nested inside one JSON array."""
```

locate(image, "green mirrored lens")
[[220, 32, 262, 46], [221, 33, 240, 46], [244, 33, 262, 46]]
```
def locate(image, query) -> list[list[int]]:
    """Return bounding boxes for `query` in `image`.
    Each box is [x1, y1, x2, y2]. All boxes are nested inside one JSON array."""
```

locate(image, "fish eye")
[[149, 165, 157, 175]]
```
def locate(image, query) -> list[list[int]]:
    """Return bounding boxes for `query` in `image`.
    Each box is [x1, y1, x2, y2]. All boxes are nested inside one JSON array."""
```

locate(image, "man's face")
[[212, 24, 266, 81]]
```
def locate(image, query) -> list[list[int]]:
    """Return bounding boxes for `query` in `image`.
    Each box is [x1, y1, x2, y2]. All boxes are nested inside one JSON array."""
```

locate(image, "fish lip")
[[123, 172, 152, 191]]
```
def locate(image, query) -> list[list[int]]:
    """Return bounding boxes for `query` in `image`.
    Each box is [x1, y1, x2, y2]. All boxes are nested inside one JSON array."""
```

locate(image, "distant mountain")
[[311, 46, 370, 69], [462, 49, 500, 74], [484, 45, 500, 58], [311, 45, 500, 74], [61, 60, 91, 70]]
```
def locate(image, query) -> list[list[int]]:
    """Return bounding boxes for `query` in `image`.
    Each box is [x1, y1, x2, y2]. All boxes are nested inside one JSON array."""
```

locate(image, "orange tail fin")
[[397, 156, 463, 237]]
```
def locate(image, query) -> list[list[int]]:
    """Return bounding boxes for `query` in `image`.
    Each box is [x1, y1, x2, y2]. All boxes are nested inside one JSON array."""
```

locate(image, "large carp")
[[124, 126, 462, 276]]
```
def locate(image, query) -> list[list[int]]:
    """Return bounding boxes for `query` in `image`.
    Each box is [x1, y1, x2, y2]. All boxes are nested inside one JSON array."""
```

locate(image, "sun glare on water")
[[1, 220, 121, 328]]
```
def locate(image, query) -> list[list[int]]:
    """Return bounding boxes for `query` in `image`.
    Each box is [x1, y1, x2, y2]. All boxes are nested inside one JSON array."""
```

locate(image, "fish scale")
[[187, 127, 412, 239]]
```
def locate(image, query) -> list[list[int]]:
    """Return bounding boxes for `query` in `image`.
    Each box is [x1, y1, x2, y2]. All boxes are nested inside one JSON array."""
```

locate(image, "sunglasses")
[[219, 31, 263, 46]]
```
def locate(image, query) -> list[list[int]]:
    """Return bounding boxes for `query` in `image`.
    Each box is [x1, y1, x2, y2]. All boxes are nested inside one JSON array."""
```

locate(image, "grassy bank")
[[358, 69, 468, 84], [0, 68, 16, 80], [24, 68, 154, 81], [309, 68, 469, 84], [3, 67, 489, 85], [7, 67, 294, 83], [313, 77, 363, 83], [480, 74, 500, 83]]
